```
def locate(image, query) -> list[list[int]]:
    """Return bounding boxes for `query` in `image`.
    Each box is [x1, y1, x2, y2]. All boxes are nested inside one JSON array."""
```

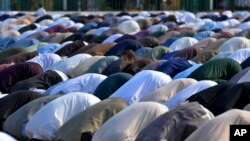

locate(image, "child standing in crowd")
[[36, 3, 46, 17]]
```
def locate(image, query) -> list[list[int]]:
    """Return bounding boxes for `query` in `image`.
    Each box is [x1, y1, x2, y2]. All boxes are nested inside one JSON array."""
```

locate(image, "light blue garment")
[[79, 22, 98, 33], [147, 24, 168, 33], [6, 38, 39, 48], [210, 52, 232, 60], [37, 43, 60, 54], [188, 60, 198, 65], [211, 21, 229, 30], [226, 48, 250, 63], [173, 64, 202, 79], [239, 22, 250, 30], [102, 34, 123, 43], [199, 21, 216, 30], [138, 11, 150, 17], [194, 31, 215, 40], [0, 37, 17, 50], [93, 27, 109, 36], [233, 11, 248, 18], [20, 30, 37, 39], [135, 47, 152, 57]]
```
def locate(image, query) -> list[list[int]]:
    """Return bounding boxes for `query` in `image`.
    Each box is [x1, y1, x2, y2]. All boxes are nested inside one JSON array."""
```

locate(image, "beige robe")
[[56, 98, 128, 141], [92, 102, 168, 141], [140, 78, 197, 104], [185, 109, 250, 141]]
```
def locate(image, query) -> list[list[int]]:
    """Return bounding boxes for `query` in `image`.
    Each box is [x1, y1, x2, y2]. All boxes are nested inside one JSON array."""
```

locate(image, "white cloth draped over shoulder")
[[37, 7, 46, 17], [47, 73, 107, 95], [226, 48, 250, 63], [0, 94, 8, 99], [25, 92, 100, 141], [27, 53, 61, 71], [0, 132, 17, 141], [102, 34, 123, 43], [110, 70, 172, 104], [169, 37, 199, 51], [218, 37, 250, 53], [166, 80, 217, 109], [117, 20, 140, 35], [49, 54, 92, 75], [53, 70, 69, 81]]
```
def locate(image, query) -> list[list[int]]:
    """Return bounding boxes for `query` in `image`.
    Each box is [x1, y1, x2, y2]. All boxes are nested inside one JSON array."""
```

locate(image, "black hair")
[[121, 49, 136, 60], [38, 3, 43, 8]]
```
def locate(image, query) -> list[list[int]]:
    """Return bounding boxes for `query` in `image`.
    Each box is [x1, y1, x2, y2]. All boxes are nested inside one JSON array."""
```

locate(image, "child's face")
[[121, 56, 134, 67]]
